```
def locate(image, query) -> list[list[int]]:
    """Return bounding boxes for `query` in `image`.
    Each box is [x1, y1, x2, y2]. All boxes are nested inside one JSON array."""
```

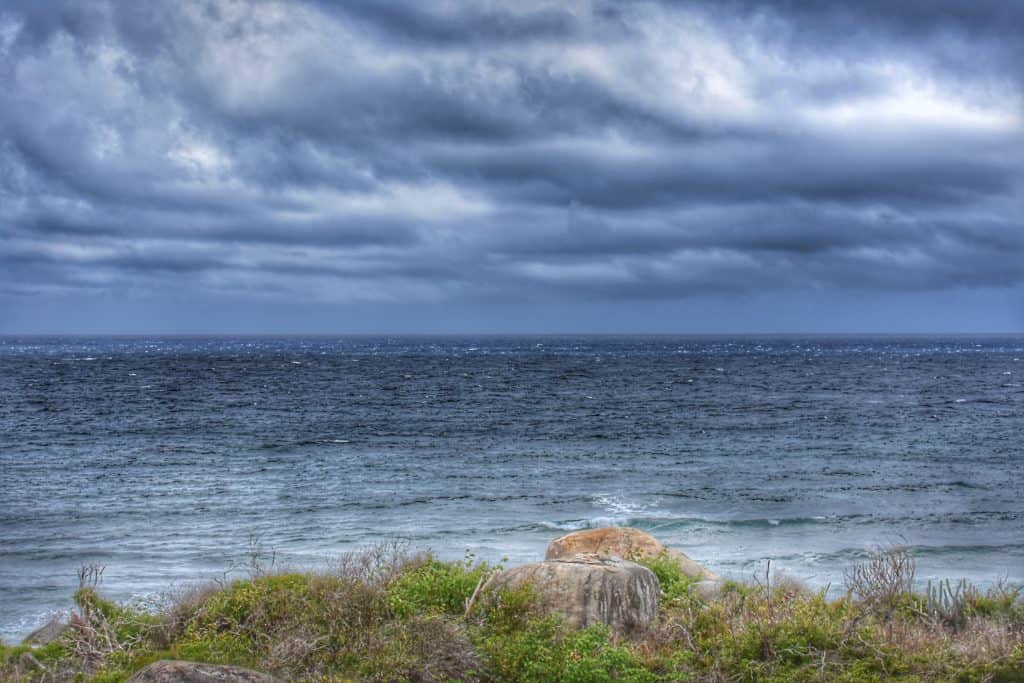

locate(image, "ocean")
[[1, 335, 1022, 641]]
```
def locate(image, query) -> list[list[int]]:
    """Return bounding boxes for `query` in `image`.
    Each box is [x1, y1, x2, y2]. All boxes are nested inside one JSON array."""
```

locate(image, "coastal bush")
[[71, 586, 166, 679], [925, 577, 1024, 630], [386, 552, 495, 618], [476, 617, 653, 683], [658, 582, 859, 679], [844, 545, 917, 619], [472, 582, 543, 634], [635, 551, 700, 606], [6, 545, 1024, 682], [358, 614, 482, 682]]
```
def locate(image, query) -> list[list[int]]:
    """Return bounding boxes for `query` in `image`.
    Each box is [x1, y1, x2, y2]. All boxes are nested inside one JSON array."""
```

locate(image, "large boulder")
[[125, 660, 281, 683], [546, 527, 723, 599], [484, 554, 659, 637], [22, 616, 69, 646]]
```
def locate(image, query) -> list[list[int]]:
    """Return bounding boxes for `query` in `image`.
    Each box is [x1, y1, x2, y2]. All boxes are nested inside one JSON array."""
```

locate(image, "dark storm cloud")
[[427, 135, 1016, 209], [0, 0, 1021, 313], [712, 0, 1024, 45], [307, 0, 585, 46]]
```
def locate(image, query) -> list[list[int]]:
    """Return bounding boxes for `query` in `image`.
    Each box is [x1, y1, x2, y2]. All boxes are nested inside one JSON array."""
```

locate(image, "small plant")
[[925, 577, 1024, 633], [70, 572, 160, 677], [246, 533, 276, 577], [974, 578, 1024, 620], [638, 552, 698, 600], [926, 578, 979, 631], [844, 545, 915, 619], [336, 540, 423, 586], [78, 563, 105, 590]]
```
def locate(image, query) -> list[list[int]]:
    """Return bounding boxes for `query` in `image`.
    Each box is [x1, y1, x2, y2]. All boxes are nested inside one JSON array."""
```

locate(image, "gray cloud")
[[307, 0, 586, 46], [0, 0, 1021, 330]]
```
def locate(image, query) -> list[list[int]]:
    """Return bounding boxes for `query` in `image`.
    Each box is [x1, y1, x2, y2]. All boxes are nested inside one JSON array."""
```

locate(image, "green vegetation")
[[3, 545, 1022, 681]]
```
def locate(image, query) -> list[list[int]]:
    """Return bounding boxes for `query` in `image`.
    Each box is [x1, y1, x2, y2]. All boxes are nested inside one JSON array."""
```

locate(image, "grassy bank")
[[2, 545, 1022, 682]]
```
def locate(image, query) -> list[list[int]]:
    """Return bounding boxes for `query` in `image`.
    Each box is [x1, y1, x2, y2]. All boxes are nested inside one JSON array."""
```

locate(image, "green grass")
[[3, 546, 1023, 682]]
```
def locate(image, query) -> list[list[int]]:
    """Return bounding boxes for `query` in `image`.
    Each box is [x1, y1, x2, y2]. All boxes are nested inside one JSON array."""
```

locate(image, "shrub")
[[386, 553, 495, 619], [472, 582, 542, 634], [71, 586, 163, 677], [926, 578, 979, 631], [635, 551, 700, 605], [968, 579, 1024, 620], [359, 614, 481, 682], [844, 546, 916, 618], [476, 617, 653, 683]]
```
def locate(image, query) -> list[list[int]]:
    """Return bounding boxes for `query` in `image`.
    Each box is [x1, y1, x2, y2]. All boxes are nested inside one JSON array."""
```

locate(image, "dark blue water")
[[2, 336, 1023, 641]]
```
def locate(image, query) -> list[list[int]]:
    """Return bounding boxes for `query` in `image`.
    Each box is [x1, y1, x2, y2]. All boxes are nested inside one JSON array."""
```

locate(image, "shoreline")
[[6, 533, 1024, 645], [4, 527, 1023, 681]]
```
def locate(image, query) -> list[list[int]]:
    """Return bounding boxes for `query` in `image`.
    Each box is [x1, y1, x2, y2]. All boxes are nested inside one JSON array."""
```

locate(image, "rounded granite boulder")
[[484, 553, 659, 637], [546, 526, 716, 580], [546, 526, 723, 599], [22, 616, 69, 647]]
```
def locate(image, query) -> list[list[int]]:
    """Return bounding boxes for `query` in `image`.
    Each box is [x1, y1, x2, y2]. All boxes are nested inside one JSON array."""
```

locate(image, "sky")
[[1, 1, 1022, 334]]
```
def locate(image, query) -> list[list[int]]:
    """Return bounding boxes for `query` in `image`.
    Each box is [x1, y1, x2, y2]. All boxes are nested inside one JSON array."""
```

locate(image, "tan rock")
[[125, 660, 281, 683], [22, 616, 69, 647], [546, 526, 719, 582], [485, 553, 659, 637]]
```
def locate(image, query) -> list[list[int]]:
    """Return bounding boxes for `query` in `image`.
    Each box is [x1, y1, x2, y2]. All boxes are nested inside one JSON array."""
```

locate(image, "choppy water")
[[1, 335, 1023, 641]]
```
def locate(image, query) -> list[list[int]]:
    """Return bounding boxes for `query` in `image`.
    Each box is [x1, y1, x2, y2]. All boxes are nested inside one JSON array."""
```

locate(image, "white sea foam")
[[593, 493, 653, 519], [2, 608, 69, 644]]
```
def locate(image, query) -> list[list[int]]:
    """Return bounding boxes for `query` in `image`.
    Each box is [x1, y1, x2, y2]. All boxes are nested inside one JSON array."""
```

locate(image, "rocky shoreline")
[[5, 526, 1024, 682], [19, 527, 704, 681]]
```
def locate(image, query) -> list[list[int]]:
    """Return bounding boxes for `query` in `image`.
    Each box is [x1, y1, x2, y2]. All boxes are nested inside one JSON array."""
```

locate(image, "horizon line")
[[2, 331, 1023, 338]]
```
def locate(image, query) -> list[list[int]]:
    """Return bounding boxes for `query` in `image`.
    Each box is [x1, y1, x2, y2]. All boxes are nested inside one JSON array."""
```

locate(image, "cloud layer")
[[1, 1, 1022, 330]]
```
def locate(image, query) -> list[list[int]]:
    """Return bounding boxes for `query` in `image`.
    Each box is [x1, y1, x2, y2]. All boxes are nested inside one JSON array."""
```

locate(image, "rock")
[[125, 660, 282, 683], [485, 553, 659, 637], [546, 526, 720, 582], [22, 616, 69, 646]]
